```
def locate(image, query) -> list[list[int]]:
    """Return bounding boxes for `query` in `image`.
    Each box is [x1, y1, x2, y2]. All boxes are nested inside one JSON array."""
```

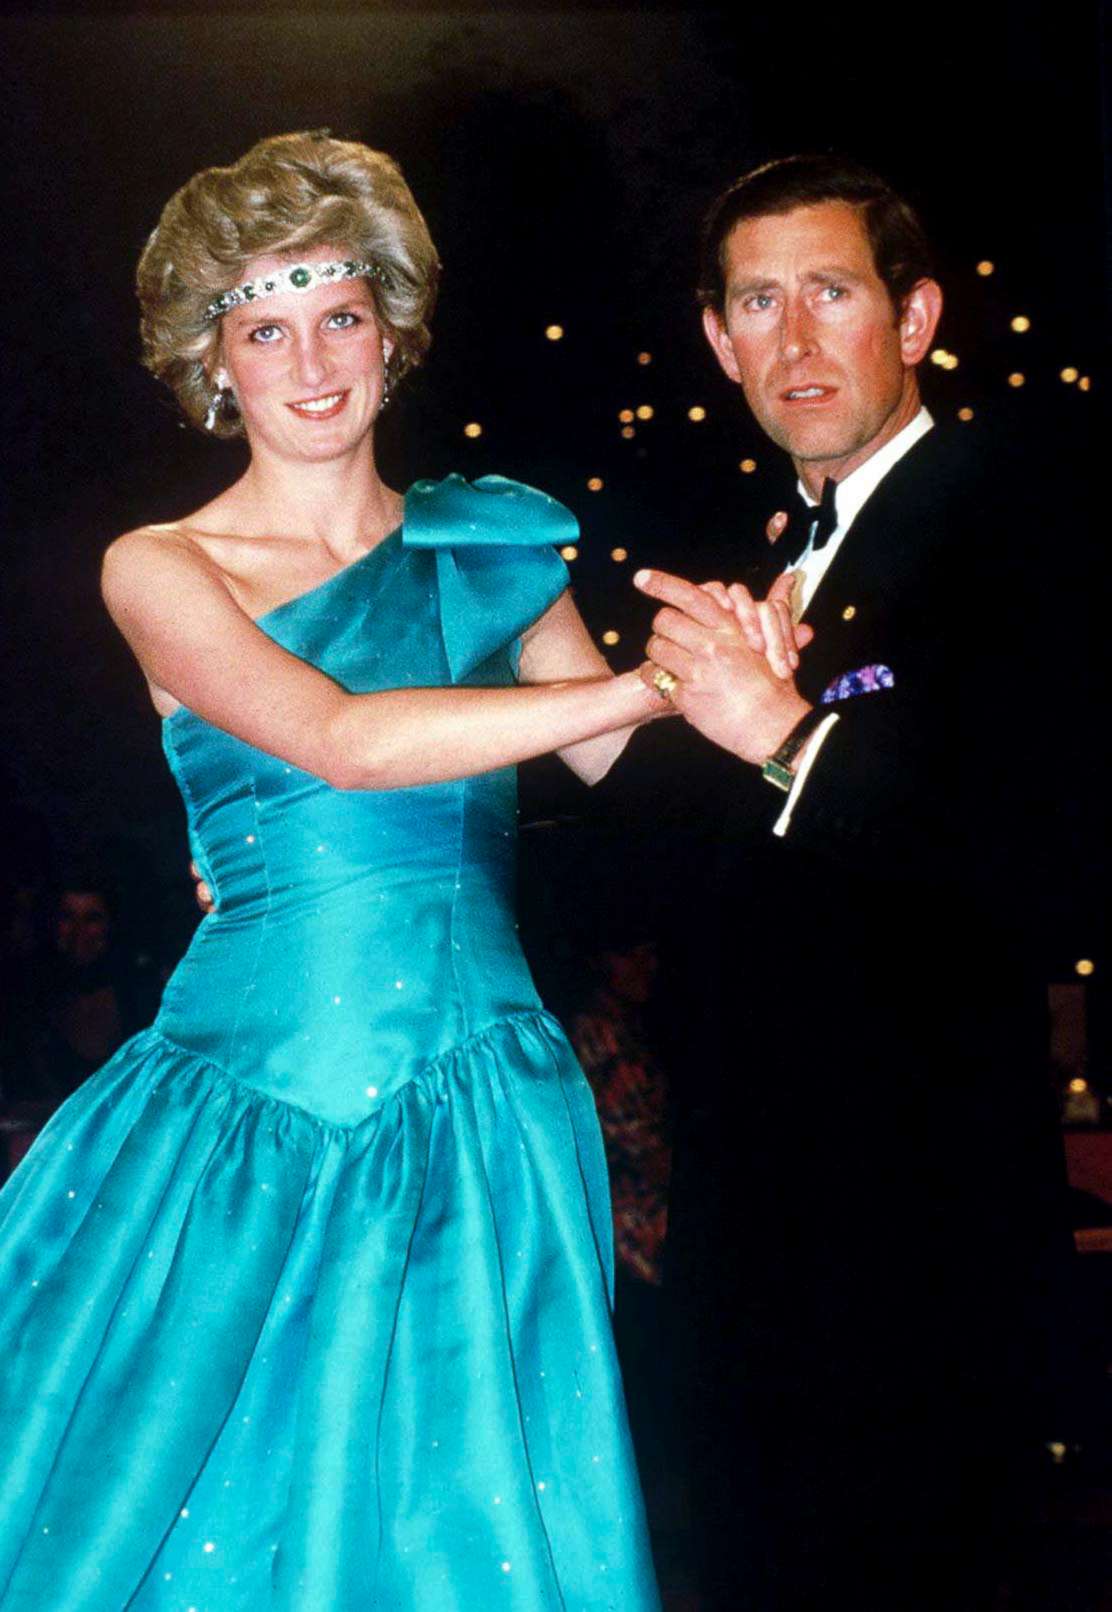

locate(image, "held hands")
[[634, 569, 813, 764]]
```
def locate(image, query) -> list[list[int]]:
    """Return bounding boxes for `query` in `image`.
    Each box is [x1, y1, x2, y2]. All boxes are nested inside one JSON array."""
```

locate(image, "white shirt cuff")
[[772, 712, 840, 838]]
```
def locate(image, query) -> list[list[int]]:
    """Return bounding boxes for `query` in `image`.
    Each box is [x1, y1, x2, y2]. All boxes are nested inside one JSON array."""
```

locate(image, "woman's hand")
[[698, 573, 813, 681]]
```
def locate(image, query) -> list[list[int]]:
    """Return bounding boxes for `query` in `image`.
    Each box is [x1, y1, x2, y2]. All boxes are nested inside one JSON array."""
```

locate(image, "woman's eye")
[[249, 324, 282, 343], [327, 311, 360, 329]]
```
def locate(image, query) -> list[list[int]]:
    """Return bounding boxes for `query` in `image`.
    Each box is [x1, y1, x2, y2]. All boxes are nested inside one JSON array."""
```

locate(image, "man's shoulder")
[[878, 404, 1076, 513]]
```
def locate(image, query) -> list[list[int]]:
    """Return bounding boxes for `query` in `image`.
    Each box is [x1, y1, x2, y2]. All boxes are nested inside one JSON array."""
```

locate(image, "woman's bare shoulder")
[[102, 519, 231, 608]]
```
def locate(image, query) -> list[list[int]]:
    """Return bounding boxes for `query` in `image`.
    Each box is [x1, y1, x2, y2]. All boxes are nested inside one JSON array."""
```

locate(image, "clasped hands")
[[634, 567, 814, 765]]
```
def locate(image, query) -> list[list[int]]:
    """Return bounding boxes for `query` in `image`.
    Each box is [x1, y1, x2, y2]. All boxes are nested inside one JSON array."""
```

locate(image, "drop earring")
[[204, 372, 233, 433], [203, 389, 223, 432], [379, 350, 395, 413]]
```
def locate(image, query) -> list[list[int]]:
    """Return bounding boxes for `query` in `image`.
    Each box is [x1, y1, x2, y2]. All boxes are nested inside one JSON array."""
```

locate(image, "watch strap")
[[761, 706, 827, 793]]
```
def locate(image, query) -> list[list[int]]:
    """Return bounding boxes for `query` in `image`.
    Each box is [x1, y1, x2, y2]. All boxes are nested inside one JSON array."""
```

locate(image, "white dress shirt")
[[772, 407, 934, 837]]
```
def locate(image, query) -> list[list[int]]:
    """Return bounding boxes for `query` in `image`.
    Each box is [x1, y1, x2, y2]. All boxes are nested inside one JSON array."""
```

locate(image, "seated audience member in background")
[[1, 875, 160, 1106]]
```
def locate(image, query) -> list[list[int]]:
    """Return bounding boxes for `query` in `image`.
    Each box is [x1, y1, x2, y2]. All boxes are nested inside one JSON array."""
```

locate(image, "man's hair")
[[698, 153, 936, 317]]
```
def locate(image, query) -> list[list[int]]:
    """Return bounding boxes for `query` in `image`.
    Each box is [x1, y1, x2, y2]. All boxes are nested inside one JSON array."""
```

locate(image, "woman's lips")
[[286, 390, 349, 420]]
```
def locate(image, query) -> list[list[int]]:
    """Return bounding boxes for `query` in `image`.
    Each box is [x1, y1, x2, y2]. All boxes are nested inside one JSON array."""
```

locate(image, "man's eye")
[[822, 285, 848, 301], [747, 293, 775, 311], [249, 324, 282, 343]]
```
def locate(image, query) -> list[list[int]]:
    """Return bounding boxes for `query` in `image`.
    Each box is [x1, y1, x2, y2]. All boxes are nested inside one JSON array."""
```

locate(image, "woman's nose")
[[292, 331, 330, 391]]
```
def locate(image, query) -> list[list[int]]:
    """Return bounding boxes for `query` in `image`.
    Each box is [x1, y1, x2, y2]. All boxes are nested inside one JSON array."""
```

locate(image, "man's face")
[[703, 201, 939, 479]]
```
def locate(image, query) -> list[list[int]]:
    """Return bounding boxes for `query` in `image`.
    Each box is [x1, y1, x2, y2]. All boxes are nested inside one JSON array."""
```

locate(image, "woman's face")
[[215, 244, 394, 463]]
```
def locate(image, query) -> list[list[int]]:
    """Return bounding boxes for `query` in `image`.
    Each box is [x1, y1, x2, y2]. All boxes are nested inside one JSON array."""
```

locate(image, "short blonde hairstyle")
[[137, 130, 440, 436]]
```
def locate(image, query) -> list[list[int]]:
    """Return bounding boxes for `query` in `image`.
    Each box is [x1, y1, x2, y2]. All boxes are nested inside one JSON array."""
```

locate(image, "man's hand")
[[190, 860, 216, 915], [697, 572, 813, 678], [636, 568, 812, 764]]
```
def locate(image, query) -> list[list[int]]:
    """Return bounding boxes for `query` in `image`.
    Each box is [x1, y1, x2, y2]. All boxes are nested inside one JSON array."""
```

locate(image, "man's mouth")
[[780, 385, 838, 403], [287, 390, 349, 419]]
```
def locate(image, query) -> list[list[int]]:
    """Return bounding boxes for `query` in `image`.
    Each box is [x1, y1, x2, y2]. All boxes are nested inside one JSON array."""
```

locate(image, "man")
[[616, 155, 1092, 1608]]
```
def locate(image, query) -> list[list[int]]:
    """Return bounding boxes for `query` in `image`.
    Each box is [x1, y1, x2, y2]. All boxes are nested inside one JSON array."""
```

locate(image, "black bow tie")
[[780, 477, 838, 567]]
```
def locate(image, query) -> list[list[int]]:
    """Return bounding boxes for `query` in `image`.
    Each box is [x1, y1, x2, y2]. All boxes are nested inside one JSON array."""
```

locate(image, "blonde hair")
[[137, 130, 440, 436]]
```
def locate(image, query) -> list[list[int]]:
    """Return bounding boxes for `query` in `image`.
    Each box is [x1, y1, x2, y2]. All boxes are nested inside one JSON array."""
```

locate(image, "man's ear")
[[899, 278, 943, 367], [702, 304, 743, 386]]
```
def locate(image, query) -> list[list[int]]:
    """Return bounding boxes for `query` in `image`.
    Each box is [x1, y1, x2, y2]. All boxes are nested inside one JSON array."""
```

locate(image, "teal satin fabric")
[[0, 476, 661, 1611]]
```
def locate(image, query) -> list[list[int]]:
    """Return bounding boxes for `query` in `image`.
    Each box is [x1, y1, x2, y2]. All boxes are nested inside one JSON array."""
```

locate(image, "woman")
[[0, 131, 666, 1611]]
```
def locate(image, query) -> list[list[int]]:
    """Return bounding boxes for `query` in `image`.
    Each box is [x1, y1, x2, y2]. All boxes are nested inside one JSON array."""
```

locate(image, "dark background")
[[0, 0, 1108, 976]]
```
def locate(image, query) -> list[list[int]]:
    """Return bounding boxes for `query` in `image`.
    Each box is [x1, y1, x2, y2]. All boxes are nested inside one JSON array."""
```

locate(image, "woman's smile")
[[285, 389, 350, 420]]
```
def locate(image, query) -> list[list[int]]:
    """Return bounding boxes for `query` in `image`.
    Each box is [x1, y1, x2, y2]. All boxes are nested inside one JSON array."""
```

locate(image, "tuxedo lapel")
[[784, 429, 956, 701]]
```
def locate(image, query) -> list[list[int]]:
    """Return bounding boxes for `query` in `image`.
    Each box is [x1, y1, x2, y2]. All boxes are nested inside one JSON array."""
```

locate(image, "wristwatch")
[[761, 706, 828, 792]]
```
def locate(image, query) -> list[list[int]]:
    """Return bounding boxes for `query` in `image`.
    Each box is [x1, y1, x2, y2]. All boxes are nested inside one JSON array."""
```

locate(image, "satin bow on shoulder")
[[403, 474, 577, 681]]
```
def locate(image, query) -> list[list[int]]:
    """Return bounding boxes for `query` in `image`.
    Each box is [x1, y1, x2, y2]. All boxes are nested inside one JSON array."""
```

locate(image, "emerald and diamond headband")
[[203, 259, 387, 322]]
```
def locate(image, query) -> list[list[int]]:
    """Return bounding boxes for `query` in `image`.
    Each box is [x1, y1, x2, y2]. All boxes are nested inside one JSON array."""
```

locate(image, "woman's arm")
[[102, 531, 661, 791], [517, 590, 658, 784]]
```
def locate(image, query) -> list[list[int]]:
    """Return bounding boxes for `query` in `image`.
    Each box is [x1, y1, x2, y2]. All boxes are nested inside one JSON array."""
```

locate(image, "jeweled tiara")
[[203, 259, 387, 322]]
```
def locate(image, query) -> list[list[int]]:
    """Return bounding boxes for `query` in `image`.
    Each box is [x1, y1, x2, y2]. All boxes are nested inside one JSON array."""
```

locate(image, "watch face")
[[761, 759, 795, 793]]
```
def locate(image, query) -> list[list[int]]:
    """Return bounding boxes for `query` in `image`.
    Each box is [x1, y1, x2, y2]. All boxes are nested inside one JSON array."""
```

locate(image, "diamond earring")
[[204, 385, 233, 432]]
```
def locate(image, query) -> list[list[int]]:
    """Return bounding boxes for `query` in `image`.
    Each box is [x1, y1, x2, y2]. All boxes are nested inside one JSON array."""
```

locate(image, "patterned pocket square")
[[821, 663, 895, 704]]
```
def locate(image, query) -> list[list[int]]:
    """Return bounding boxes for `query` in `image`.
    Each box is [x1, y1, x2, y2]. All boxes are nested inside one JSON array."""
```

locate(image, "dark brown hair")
[[699, 153, 936, 317]]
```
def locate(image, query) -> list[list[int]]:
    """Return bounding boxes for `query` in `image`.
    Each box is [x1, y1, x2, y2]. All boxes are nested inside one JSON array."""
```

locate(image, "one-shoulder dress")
[[0, 475, 661, 1612]]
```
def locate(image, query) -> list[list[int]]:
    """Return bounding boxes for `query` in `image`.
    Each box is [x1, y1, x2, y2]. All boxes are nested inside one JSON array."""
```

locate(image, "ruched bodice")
[[0, 475, 661, 1612]]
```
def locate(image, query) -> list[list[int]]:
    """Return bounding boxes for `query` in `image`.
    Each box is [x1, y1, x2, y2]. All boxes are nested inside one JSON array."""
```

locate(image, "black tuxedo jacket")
[[593, 420, 1098, 1596]]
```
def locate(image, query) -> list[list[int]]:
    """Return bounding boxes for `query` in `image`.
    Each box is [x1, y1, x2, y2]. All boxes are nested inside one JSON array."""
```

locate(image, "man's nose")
[[779, 300, 817, 363]]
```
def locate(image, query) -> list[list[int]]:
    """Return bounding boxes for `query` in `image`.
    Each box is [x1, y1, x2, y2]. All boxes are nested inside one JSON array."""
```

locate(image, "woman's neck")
[[221, 441, 403, 558]]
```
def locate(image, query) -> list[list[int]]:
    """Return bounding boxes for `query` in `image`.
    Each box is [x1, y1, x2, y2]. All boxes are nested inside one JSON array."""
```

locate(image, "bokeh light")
[[463, 422, 483, 438]]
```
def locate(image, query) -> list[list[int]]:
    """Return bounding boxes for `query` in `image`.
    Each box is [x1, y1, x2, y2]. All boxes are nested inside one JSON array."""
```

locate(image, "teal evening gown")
[[0, 475, 661, 1612]]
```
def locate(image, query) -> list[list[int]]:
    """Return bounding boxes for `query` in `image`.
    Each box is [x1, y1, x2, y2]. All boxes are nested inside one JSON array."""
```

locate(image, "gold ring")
[[652, 667, 679, 700]]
